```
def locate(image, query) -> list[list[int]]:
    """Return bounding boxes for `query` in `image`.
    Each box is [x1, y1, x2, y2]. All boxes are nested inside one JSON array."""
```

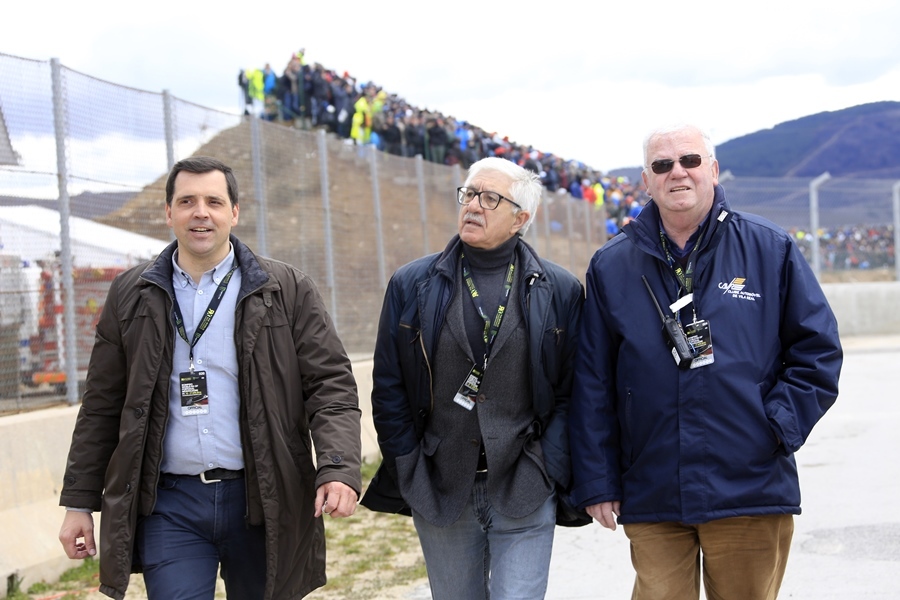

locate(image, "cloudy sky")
[[5, 0, 900, 172]]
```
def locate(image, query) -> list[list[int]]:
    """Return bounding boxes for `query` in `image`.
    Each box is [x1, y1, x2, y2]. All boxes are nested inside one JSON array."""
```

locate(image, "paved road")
[[402, 336, 900, 599]]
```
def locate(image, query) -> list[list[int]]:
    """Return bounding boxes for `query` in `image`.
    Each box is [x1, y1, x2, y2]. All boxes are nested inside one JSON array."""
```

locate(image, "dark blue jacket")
[[569, 185, 842, 524], [361, 235, 587, 525]]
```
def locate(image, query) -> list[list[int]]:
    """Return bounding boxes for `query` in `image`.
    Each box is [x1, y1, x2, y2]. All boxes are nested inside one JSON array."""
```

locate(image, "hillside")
[[715, 101, 900, 178]]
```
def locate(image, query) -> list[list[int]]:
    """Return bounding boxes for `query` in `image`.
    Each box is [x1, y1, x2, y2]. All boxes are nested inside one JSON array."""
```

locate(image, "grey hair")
[[464, 157, 542, 235], [642, 124, 716, 173]]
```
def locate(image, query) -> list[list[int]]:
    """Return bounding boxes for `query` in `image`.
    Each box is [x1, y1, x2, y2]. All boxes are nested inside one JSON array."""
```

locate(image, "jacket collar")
[[139, 235, 270, 298]]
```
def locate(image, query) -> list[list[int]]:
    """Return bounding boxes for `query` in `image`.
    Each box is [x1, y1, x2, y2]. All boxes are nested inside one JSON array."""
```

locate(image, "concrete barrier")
[[0, 282, 897, 597], [822, 282, 900, 336]]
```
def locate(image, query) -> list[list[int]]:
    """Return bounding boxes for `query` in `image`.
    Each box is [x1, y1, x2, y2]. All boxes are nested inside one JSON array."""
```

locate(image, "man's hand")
[[315, 481, 358, 518], [586, 501, 621, 531], [59, 510, 97, 559]]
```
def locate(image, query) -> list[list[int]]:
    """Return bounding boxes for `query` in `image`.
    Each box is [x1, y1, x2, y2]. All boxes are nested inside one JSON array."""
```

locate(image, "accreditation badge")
[[179, 370, 210, 416], [685, 320, 714, 369], [453, 365, 483, 411]]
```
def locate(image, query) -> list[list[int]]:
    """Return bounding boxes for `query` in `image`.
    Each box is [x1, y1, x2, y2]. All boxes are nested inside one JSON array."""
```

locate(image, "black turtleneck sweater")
[[460, 235, 519, 363]]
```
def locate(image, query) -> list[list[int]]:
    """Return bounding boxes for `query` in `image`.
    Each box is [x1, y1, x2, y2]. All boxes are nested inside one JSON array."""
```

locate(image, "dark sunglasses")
[[649, 154, 709, 175]]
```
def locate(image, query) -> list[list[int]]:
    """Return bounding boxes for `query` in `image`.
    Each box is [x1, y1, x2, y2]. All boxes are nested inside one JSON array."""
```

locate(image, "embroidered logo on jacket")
[[718, 277, 761, 301]]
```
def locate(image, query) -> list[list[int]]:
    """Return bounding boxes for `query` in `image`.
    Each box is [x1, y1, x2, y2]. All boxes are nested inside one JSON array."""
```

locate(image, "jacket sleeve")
[[567, 258, 624, 508], [764, 239, 843, 454], [59, 279, 129, 511], [369, 274, 421, 478], [537, 274, 583, 491], [290, 273, 363, 495]]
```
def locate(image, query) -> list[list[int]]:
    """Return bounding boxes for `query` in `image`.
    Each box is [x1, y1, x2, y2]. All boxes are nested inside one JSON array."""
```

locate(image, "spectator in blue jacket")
[[568, 123, 843, 600]]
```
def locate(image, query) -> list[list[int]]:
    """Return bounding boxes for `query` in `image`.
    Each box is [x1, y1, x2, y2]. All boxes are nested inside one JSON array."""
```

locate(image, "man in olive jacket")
[[58, 156, 362, 600]]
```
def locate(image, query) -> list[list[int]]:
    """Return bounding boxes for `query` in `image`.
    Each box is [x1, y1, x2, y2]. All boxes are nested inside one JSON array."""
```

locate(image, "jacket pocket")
[[541, 327, 565, 382], [623, 389, 635, 465]]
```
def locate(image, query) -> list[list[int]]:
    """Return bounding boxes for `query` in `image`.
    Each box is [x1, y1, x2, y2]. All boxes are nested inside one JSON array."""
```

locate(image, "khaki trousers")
[[623, 515, 794, 600]]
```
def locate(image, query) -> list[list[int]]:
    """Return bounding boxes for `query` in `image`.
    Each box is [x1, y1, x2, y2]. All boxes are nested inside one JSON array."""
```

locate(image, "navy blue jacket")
[[569, 186, 842, 524], [361, 235, 587, 525]]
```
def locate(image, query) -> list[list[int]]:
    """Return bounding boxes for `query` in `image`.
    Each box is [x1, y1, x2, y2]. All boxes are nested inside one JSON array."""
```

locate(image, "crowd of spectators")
[[237, 49, 646, 235], [238, 51, 896, 272], [791, 225, 896, 270]]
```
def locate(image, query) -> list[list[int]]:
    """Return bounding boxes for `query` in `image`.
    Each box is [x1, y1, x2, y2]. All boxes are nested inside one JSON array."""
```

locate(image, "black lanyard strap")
[[172, 265, 237, 371], [461, 253, 515, 370], [659, 230, 703, 294]]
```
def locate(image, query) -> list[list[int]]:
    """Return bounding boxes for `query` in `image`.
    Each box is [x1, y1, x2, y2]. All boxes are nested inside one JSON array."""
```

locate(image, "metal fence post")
[[163, 90, 177, 242], [584, 200, 593, 264], [316, 129, 338, 328], [416, 155, 429, 255], [893, 181, 900, 282], [542, 190, 552, 260], [163, 90, 176, 171], [368, 145, 386, 291], [597, 202, 608, 247], [250, 116, 268, 256], [451, 163, 463, 189], [809, 172, 831, 280], [50, 58, 78, 405], [566, 197, 575, 273]]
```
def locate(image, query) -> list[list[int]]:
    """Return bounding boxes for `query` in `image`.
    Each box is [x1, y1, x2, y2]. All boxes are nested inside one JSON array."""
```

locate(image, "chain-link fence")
[[1, 52, 898, 412]]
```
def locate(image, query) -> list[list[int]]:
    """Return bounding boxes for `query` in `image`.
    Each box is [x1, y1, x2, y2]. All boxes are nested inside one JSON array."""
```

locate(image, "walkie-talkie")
[[641, 276, 694, 368]]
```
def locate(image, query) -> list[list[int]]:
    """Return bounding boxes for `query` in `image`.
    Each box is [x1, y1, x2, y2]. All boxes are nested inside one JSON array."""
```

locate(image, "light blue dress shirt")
[[160, 246, 244, 475]]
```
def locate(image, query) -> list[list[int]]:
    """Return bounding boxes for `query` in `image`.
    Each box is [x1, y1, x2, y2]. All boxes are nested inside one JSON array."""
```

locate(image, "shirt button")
[[197, 359, 202, 364], [203, 428, 209, 434], [198, 290, 204, 295], [208, 463, 214, 468]]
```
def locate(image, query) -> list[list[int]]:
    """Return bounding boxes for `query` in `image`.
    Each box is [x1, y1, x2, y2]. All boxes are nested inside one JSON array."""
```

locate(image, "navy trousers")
[[135, 474, 266, 600]]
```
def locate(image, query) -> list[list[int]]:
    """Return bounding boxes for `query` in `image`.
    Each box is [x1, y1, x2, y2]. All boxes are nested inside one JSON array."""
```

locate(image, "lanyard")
[[658, 230, 703, 294], [172, 266, 237, 372], [461, 253, 515, 370]]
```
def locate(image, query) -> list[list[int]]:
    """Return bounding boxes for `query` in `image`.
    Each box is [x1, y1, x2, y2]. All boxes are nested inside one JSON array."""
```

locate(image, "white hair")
[[464, 157, 542, 235]]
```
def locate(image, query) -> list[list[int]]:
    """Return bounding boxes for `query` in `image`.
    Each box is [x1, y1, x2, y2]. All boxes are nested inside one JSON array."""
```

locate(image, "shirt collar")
[[172, 244, 237, 288]]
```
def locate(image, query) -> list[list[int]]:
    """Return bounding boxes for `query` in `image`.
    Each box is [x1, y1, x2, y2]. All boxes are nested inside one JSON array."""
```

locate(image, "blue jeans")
[[135, 474, 266, 600], [412, 473, 556, 600]]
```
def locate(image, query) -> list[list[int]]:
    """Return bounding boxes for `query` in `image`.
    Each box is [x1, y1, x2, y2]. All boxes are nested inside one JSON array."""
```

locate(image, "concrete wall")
[[0, 282, 897, 596], [822, 282, 900, 336]]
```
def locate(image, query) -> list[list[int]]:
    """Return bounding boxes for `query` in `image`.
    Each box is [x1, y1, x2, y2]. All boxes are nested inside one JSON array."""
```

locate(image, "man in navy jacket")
[[569, 124, 842, 600], [362, 157, 585, 599]]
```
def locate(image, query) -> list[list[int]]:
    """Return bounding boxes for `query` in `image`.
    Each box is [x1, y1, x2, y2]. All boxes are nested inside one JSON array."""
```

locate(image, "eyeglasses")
[[649, 154, 710, 175], [457, 186, 522, 211]]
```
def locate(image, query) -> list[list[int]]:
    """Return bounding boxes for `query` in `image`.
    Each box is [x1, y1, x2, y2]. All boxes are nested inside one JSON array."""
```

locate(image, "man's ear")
[[511, 210, 530, 235]]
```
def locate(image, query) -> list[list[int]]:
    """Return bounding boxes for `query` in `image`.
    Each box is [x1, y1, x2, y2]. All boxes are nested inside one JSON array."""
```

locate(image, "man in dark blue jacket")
[[361, 157, 585, 599], [569, 124, 842, 600]]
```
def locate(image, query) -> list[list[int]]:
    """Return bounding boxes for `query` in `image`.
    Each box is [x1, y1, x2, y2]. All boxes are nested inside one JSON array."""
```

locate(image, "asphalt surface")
[[401, 335, 900, 599]]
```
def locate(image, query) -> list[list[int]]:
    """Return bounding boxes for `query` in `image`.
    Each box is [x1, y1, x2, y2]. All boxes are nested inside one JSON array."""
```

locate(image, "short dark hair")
[[165, 156, 238, 207]]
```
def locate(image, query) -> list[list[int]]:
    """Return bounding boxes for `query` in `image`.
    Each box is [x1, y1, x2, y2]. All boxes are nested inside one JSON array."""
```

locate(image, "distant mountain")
[[716, 101, 900, 178], [607, 102, 900, 180]]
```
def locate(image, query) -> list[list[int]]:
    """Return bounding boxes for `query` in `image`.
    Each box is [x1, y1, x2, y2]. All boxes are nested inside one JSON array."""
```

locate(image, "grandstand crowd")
[[238, 50, 896, 272], [792, 225, 896, 271], [237, 50, 643, 223]]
